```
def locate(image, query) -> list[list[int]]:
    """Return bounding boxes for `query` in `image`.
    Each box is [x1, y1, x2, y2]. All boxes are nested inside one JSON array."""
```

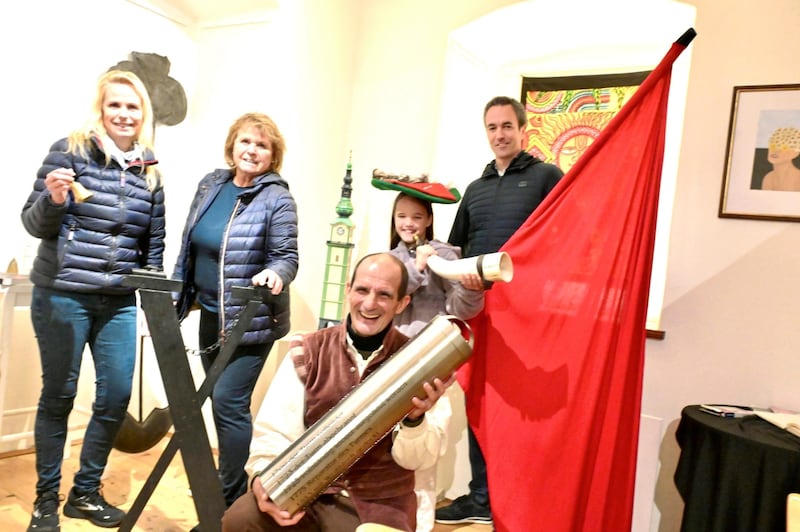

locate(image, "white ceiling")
[[135, 0, 278, 27]]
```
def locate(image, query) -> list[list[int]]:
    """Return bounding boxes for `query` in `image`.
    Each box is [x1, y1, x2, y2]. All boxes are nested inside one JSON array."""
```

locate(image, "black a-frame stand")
[[118, 273, 282, 532]]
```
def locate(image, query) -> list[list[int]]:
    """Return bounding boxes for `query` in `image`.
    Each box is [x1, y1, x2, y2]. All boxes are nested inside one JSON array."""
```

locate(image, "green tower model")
[[318, 155, 355, 329]]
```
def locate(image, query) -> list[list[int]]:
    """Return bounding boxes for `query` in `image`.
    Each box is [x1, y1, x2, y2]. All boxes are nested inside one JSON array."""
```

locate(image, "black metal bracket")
[[118, 275, 282, 532]]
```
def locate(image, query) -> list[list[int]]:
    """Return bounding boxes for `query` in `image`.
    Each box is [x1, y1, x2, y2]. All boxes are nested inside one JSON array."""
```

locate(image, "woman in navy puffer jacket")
[[173, 112, 299, 508], [21, 70, 165, 530]]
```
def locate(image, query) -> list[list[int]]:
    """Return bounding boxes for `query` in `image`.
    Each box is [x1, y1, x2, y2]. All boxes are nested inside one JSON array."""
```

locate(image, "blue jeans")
[[199, 308, 271, 506], [30, 286, 136, 495]]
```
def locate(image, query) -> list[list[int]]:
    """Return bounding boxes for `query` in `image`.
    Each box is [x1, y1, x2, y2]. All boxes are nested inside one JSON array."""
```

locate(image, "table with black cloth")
[[674, 404, 800, 532]]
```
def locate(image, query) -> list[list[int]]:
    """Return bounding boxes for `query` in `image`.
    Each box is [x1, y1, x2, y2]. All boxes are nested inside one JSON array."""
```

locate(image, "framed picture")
[[718, 84, 800, 221]]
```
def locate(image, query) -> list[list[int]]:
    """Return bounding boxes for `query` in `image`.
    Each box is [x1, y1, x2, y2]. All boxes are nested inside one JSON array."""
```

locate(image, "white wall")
[[644, 1, 800, 529]]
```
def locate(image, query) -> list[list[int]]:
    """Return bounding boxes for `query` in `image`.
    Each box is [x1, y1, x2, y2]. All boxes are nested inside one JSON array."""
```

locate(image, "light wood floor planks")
[[0, 438, 490, 531]]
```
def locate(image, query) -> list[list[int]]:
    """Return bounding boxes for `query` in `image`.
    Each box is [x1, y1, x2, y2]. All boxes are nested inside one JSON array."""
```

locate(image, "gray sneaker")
[[63, 488, 125, 528], [28, 491, 61, 531]]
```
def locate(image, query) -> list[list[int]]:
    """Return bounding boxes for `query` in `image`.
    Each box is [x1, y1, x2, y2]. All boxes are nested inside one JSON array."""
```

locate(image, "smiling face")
[[102, 82, 143, 151], [484, 104, 525, 170], [232, 126, 273, 185], [346, 255, 410, 337], [393, 195, 433, 246]]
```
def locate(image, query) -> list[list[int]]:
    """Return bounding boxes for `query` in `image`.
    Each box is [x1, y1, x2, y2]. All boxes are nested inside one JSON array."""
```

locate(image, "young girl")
[[385, 189, 485, 532], [388, 192, 485, 336]]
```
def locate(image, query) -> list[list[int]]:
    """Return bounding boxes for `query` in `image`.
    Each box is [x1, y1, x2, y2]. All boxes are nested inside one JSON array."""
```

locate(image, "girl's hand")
[[415, 244, 436, 272], [459, 273, 484, 291]]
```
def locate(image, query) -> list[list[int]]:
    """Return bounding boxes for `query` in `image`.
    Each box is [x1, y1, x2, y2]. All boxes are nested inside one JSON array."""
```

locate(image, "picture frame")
[[718, 84, 800, 222]]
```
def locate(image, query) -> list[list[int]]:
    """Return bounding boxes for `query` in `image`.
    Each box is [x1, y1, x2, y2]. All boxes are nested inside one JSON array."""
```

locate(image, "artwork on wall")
[[521, 71, 649, 174], [110, 52, 187, 128], [719, 84, 800, 222]]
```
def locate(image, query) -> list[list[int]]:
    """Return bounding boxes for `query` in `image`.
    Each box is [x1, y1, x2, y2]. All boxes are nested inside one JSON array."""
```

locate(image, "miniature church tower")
[[318, 154, 356, 329]]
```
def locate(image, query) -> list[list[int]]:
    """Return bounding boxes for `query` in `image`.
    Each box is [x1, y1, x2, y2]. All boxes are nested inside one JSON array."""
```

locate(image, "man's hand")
[[405, 372, 457, 422], [251, 479, 305, 525]]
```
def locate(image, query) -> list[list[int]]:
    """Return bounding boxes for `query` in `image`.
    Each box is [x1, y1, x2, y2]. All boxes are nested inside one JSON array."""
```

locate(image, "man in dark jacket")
[[436, 96, 563, 525]]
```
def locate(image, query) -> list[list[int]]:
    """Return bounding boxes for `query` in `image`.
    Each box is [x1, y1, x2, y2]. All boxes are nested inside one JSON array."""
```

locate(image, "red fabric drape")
[[459, 30, 695, 532]]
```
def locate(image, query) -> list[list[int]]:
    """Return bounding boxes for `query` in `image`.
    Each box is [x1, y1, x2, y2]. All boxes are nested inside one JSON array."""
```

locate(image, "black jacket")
[[448, 151, 562, 257]]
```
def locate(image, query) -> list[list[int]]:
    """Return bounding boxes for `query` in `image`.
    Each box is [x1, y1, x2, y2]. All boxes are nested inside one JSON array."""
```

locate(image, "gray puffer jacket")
[[21, 137, 165, 294], [174, 169, 299, 346]]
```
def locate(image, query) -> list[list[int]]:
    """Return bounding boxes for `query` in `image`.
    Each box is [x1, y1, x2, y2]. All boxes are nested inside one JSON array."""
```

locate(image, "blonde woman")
[[21, 70, 164, 531]]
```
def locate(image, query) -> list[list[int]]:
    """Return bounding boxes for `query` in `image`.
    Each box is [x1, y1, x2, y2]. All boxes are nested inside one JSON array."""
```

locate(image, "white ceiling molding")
[[127, 0, 278, 28]]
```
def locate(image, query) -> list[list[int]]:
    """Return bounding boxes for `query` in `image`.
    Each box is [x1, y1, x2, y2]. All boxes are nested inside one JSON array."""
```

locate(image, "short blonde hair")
[[223, 112, 286, 173]]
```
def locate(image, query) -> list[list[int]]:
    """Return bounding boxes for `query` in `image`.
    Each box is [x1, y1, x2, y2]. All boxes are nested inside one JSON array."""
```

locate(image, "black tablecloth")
[[674, 405, 800, 532]]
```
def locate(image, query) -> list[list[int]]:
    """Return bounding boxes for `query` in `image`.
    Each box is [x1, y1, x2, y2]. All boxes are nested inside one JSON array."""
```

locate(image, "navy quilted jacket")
[[174, 169, 299, 346], [448, 151, 563, 257], [21, 137, 165, 294]]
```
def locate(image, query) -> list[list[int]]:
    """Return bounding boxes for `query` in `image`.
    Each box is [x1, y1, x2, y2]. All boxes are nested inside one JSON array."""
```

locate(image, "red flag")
[[459, 29, 696, 532]]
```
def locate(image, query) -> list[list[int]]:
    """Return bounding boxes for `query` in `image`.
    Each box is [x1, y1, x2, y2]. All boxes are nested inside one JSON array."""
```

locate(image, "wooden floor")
[[0, 437, 490, 531]]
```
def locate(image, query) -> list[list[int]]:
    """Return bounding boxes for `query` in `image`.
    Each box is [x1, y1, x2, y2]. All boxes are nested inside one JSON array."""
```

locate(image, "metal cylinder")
[[258, 314, 473, 514]]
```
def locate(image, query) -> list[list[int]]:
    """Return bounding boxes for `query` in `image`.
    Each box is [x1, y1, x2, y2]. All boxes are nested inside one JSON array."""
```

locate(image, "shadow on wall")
[[654, 417, 685, 532]]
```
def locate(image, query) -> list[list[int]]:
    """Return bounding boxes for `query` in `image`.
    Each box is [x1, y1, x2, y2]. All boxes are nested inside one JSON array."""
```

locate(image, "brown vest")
[[292, 324, 416, 530]]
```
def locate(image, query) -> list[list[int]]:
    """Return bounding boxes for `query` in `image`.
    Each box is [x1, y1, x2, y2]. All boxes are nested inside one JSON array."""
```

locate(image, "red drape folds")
[[459, 30, 695, 532]]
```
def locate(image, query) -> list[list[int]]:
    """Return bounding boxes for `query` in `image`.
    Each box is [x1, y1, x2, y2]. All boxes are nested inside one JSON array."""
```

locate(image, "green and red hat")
[[371, 170, 461, 204]]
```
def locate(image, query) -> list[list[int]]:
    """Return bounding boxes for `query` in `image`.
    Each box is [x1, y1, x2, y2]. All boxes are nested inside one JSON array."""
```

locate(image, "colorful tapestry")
[[459, 30, 695, 532], [522, 71, 649, 174]]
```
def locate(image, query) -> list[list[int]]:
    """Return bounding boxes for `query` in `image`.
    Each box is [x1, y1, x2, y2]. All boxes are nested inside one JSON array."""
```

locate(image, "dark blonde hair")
[[389, 192, 434, 249], [223, 112, 286, 173], [67, 70, 158, 189]]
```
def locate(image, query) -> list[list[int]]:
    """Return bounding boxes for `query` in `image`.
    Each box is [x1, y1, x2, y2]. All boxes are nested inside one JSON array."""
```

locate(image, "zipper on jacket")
[[217, 198, 241, 338], [58, 221, 78, 266]]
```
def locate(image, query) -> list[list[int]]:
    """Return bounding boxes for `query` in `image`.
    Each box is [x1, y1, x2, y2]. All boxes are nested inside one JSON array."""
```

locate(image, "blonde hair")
[[67, 70, 158, 190], [768, 127, 800, 152], [223, 112, 286, 173]]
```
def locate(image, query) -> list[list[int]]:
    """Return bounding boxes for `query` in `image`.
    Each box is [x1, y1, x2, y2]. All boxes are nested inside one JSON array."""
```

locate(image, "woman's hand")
[[252, 268, 284, 295], [45, 168, 76, 205]]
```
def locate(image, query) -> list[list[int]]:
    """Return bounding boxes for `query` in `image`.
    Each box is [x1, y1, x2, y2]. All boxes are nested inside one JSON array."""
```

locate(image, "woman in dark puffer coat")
[[173, 112, 299, 510]]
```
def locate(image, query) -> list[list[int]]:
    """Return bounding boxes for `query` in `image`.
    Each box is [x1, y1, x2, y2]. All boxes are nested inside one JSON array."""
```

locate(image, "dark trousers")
[[199, 308, 271, 506], [222, 492, 361, 531], [467, 426, 490, 507]]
